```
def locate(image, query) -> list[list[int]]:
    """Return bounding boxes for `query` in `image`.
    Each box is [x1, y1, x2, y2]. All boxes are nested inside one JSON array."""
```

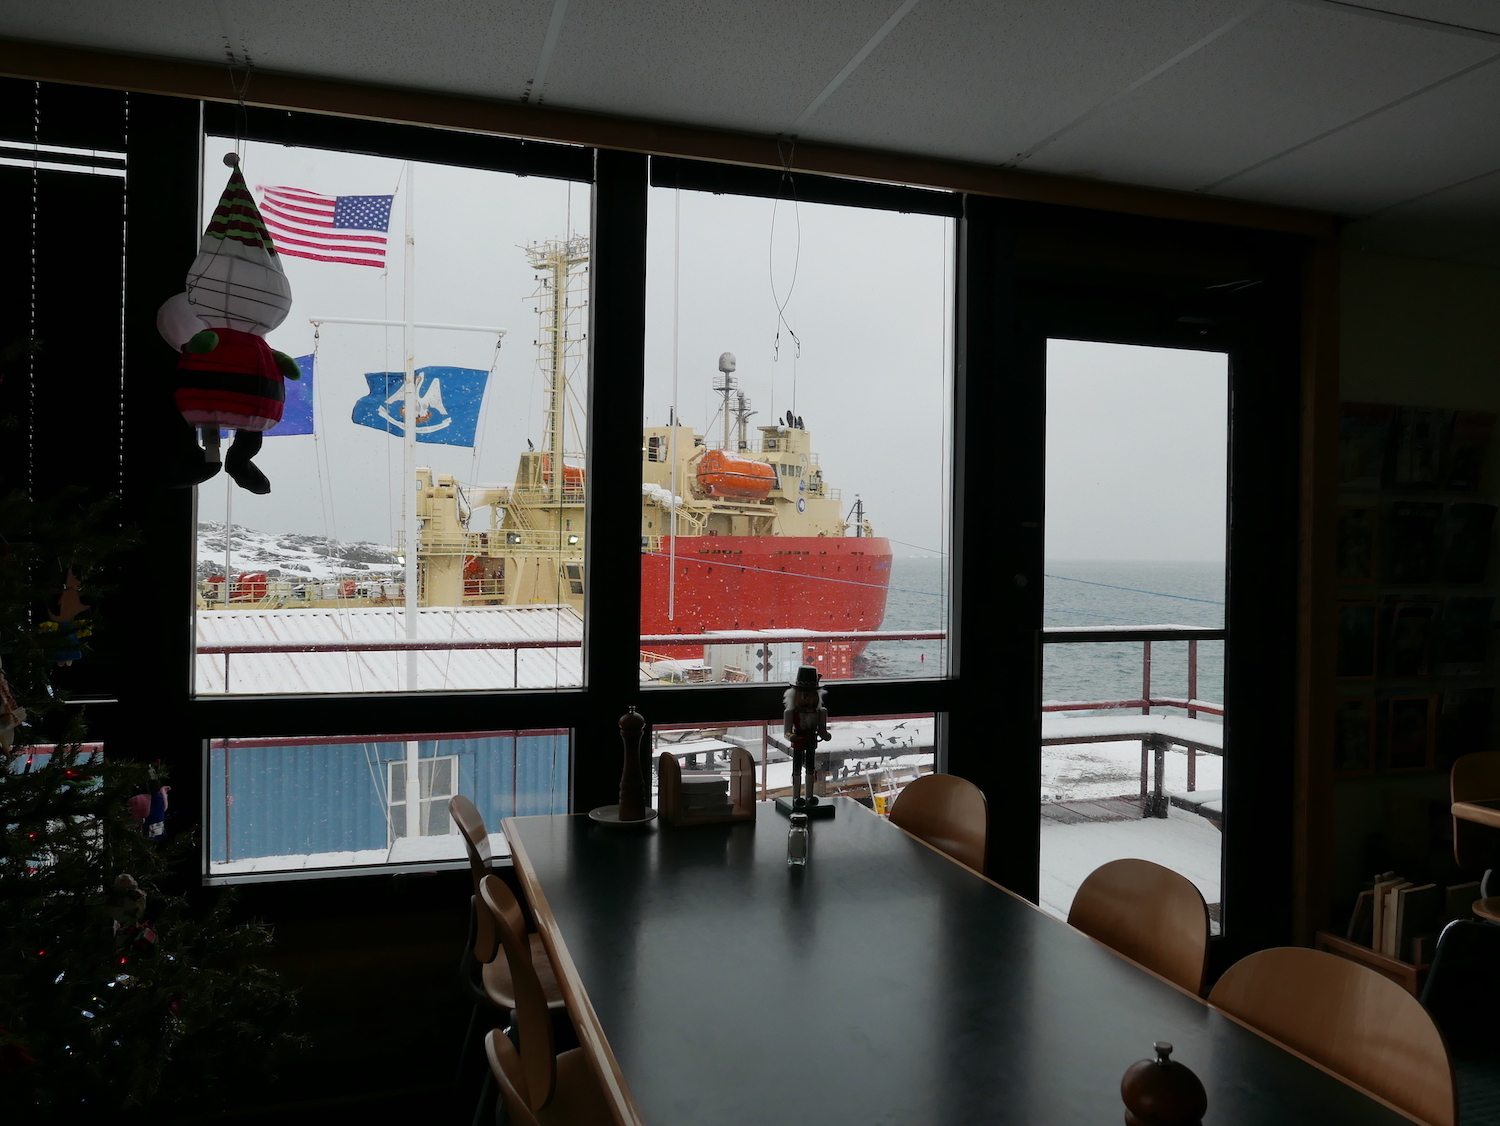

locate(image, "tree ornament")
[[38, 570, 91, 666], [104, 873, 147, 932], [157, 152, 299, 495], [0, 659, 26, 752]]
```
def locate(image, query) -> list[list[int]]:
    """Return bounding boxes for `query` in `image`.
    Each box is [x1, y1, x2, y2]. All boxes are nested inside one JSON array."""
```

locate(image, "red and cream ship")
[[412, 237, 894, 678]]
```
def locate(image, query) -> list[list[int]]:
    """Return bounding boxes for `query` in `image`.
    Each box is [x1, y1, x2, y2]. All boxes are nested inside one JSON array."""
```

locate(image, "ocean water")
[[861, 557, 1226, 715]]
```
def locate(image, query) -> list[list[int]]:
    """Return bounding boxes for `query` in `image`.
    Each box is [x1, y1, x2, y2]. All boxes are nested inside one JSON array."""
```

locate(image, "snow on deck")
[[209, 830, 475, 875], [1039, 804, 1223, 922], [196, 604, 585, 693]]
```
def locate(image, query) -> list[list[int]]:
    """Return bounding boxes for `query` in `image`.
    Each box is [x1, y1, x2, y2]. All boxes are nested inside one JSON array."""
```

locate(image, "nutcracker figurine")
[[776, 665, 836, 819]]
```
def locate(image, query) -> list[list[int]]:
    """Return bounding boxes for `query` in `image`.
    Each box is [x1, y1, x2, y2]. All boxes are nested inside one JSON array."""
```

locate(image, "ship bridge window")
[[564, 563, 584, 595]]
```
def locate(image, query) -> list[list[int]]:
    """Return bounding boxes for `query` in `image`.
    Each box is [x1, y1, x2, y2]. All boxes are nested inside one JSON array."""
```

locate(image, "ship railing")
[[509, 485, 587, 505], [398, 530, 580, 555], [199, 578, 406, 606]]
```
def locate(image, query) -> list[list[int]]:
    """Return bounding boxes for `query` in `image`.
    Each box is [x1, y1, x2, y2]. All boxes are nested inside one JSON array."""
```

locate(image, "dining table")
[[504, 797, 1417, 1126]]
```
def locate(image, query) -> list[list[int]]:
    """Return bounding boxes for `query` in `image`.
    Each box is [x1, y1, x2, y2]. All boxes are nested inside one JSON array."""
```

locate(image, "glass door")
[[1038, 339, 1229, 930]]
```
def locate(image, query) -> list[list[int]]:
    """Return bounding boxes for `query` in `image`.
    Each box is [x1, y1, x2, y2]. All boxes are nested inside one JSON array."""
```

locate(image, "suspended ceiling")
[[4, 0, 1500, 266]]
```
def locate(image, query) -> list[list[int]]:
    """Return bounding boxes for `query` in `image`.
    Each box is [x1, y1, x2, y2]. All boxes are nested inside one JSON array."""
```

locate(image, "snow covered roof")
[[196, 604, 585, 694]]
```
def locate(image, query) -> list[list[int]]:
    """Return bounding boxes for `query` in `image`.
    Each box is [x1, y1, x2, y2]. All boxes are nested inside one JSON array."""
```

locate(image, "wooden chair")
[[1209, 946, 1456, 1126], [1450, 751, 1500, 922], [479, 875, 613, 1125], [888, 773, 987, 872], [449, 797, 564, 1079], [1067, 858, 1209, 995]]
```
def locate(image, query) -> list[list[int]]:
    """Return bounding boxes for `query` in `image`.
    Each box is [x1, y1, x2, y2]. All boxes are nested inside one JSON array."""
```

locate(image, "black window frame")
[[65, 97, 1311, 957]]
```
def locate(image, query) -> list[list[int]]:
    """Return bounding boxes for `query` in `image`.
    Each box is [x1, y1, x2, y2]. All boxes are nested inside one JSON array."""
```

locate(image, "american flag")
[[258, 186, 394, 268]]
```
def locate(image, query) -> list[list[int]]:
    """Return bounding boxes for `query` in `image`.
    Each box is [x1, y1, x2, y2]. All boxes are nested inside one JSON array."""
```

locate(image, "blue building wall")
[[208, 733, 569, 863]]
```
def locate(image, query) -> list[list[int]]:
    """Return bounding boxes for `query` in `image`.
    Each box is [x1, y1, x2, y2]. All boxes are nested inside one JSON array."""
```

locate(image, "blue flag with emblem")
[[223, 353, 314, 438], [264, 354, 315, 436], [350, 366, 488, 446]]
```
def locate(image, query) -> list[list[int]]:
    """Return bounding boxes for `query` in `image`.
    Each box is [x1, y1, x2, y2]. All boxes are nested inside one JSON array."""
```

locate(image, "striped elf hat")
[[203, 157, 278, 256]]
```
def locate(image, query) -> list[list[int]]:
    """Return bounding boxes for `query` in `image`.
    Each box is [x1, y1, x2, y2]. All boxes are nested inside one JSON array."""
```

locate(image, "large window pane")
[[649, 713, 936, 808], [192, 136, 589, 694], [1039, 341, 1228, 930], [639, 187, 951, 686], [207, 729, 568, 875]]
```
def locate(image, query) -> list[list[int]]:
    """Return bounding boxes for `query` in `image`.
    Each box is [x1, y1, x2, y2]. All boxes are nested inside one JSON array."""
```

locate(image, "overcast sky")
[[198, 137, 1224, 562]]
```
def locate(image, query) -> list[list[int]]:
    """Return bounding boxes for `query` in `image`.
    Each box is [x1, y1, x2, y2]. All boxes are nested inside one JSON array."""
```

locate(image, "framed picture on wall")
[[1333, 697, 1376, 776], [1336, 507, 1377, 584], [1336, 601, 1378, 679], [1387, 695, 1438, 772]]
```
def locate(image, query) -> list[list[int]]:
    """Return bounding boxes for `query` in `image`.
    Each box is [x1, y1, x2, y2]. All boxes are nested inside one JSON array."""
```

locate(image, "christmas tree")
[[0, 481, 302, 1115]]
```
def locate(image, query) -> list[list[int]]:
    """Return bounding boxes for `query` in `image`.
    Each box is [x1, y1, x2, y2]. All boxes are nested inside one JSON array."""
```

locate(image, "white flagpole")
[[401, 162, 422, 835], [402, 162, 420, 695]]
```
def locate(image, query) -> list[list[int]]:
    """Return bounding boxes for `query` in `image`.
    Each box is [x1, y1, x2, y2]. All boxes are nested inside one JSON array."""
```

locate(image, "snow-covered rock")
[[195, 522, 404, 582]]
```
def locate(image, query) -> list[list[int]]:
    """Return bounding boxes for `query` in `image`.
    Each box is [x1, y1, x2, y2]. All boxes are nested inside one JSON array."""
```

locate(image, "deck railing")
[[1043, 625, 1225, 801]]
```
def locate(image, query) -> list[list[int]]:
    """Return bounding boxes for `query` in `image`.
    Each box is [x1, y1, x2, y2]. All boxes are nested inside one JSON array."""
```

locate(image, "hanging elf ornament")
[[37, 569, 90, 666], [157, 153, 298, 495]]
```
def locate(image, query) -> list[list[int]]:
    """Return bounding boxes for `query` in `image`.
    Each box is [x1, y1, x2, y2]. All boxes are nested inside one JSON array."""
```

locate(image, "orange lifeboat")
[[540, 455, 585, 491], [697, 450, 776, 500]]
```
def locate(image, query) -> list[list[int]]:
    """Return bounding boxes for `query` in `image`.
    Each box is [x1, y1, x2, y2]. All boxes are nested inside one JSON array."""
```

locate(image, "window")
[[192, 133, 591, 696], [207, 729, 569, 876], [649, 714, 937, 807], [639, 172, 954, 688], [388, 754, 458, 842]]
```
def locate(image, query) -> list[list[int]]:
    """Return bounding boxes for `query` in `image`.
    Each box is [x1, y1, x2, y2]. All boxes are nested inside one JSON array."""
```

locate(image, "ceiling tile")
[[1343, 166, 1500, 268], [5, 1, 555, 102], [795, 0, 1251, 163], [1020, 0, 1497, 189], [535, 0, 904, 133], [1213, 55, 1500, 214]]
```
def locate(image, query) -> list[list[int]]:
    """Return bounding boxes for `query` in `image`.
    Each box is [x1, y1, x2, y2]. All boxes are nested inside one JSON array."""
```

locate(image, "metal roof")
[[196, 604, 584, 694]]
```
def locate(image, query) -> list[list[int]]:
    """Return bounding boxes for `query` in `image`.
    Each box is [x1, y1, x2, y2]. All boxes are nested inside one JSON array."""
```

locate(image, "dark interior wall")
[[1333, 248, 1500, 912], [0, 79, 128, 700]]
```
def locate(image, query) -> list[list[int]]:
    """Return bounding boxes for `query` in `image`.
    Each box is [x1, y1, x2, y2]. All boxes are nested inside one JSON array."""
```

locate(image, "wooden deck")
[[1039, 796, 1146, 825]]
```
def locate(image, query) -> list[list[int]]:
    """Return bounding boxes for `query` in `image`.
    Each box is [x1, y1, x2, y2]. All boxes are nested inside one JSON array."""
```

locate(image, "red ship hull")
[[640, 535, 893, 662]]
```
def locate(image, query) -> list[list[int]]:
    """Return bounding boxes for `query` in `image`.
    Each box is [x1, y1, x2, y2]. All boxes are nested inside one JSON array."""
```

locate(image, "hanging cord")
[[768, 138, 803, 371]]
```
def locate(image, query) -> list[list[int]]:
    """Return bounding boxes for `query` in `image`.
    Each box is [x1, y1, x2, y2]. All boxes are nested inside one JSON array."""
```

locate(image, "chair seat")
[[537, 1047, 614, 1126], [483, 932, 566, 1011], [1474, 897, 1500, 925]]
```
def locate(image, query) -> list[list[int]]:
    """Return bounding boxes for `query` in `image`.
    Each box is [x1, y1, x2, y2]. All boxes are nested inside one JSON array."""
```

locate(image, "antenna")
[[713, 351, 739, 450]]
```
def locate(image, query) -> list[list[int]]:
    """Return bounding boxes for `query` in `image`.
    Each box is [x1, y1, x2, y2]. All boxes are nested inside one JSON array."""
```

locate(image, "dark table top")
[[506, 799, 1412, 1126]]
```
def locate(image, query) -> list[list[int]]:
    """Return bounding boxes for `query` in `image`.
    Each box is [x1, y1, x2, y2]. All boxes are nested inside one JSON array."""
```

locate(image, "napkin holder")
[[658, 748, 757, 827]]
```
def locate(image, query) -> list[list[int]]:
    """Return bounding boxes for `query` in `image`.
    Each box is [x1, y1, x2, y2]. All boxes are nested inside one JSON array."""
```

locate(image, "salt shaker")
[[787, 812, 810, 867]]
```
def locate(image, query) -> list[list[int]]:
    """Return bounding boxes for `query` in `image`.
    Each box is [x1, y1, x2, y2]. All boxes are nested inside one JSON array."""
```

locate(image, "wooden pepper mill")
[[1121, 1041, 1207, 1126], [587, 707, 657, 827], [617, 707, 648, 821]]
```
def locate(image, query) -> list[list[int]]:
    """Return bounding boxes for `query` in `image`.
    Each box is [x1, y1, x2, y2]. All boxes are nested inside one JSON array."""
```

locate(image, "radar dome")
[[718, 352, 737, 373]]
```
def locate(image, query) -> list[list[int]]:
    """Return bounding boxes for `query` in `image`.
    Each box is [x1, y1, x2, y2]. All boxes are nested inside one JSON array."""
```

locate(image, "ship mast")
[[526, 237, 590, 505]]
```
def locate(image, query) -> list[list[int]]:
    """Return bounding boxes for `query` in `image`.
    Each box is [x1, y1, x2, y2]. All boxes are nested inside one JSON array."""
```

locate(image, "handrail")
[[1042, 626, 1223, 643], [198, 628, 946, 655]]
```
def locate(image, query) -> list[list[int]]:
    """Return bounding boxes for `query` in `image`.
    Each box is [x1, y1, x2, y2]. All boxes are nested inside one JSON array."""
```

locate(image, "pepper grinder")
[[587, 707, 658, 827], [1120, 1041, 1206, 1126]]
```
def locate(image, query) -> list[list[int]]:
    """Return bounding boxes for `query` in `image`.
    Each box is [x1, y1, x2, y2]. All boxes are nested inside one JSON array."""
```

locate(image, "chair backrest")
[[888, 773, 987, 872], [480, 874, 557, 1111], [1067, 858, 1209, 995], [1452, 750, 1500, 803], [1420, 919, 1500, 1054], [450, 795, 494, 959], [485, 1027, 542, 1126], [1209, 946, 1455, 1126]]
